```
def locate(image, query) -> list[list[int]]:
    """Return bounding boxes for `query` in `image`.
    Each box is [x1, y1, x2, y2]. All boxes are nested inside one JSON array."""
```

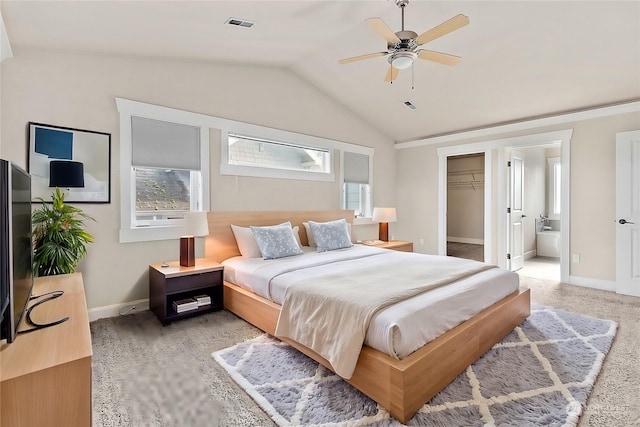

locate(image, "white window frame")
[[117, 98, 210, 243], [340, 147, 374, 222]]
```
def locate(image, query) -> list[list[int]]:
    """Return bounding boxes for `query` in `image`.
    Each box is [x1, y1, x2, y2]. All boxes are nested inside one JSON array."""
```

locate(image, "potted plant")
[[32, 187, 95, 276]]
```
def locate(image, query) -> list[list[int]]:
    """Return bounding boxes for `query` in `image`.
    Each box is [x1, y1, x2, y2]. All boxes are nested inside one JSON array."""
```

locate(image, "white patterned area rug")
[[212, 305, 616, 426]]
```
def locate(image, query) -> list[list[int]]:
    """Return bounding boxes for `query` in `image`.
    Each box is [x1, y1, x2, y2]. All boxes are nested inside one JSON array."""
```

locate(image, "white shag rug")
[[213, 305, 616, 426]]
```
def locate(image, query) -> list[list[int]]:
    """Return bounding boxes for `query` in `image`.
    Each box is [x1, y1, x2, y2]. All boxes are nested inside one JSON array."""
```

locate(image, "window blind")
[[344, 152, 369, 184], [131, 116, 200, 170]]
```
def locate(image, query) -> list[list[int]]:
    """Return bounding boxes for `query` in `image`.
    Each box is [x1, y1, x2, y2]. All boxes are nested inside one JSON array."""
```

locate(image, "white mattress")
[[222, 245, 519, 359]]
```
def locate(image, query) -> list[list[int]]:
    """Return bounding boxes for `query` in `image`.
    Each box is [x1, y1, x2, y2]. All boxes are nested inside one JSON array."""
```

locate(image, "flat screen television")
[[0, 159, 33, 343]]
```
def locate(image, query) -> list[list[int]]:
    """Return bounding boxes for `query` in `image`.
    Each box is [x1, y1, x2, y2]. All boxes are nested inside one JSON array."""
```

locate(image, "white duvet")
[[222, 245, 519, 360]]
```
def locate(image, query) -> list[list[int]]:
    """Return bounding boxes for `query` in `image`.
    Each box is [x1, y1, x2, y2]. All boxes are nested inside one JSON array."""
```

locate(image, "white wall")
[[396, 111, 640, 282], [0, 48, 395, 309]]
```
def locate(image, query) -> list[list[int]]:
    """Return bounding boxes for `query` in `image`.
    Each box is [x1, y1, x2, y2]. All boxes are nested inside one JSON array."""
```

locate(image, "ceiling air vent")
[[225, 18, 255, 28], [404, 101, 416, 110]]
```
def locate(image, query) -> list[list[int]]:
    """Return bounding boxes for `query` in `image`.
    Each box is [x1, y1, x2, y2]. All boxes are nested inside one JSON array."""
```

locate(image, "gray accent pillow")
[[308, 219, 353, 252], [250, 222, 304, 260]]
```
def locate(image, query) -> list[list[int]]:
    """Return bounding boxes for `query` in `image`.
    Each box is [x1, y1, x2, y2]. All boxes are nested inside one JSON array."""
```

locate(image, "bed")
[[204, 210, 530, 423]]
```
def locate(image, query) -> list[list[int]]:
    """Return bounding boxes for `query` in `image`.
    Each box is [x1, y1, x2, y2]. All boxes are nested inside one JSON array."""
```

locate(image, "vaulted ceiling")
[[2, 1, 639, 142]]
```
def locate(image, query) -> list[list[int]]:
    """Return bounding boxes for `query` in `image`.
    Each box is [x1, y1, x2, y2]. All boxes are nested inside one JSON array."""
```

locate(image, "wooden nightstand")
[[373, 240, 414, 252], [149, 258, 223, 325]]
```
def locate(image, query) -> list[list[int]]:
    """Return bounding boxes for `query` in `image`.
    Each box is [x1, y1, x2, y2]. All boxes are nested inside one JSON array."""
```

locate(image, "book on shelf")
[[194, 294, 211, 307], [173, 298, 198, 313]]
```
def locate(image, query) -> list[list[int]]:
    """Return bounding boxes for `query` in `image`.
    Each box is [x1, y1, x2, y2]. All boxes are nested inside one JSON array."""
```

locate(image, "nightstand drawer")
[[165, 270, 222, 294]]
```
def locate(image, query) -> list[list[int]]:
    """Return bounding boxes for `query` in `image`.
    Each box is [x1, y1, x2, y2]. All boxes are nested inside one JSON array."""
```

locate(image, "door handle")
[[521, 214, 527, 218], [619, 219, 635, 225]]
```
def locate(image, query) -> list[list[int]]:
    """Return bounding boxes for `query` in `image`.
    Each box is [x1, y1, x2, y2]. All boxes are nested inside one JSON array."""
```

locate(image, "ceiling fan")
[[338, 0, 469, 82]]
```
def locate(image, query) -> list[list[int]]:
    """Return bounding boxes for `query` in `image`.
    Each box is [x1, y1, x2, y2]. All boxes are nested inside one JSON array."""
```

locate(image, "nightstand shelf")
[[149, 259, 223, 325]]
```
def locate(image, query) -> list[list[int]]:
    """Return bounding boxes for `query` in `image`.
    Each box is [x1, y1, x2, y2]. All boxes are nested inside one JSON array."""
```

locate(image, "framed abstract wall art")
[[28, 122, 111, 203]]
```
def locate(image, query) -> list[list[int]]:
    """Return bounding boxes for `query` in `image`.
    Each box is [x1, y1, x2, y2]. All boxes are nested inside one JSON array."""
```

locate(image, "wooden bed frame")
[[204, 210, 531, 423]]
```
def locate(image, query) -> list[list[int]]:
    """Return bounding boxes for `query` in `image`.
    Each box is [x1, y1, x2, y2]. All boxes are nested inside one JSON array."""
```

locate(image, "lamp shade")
[[183, 211, 209, 237], [49, 160, 85, 188], [372, 207, 397, 223]]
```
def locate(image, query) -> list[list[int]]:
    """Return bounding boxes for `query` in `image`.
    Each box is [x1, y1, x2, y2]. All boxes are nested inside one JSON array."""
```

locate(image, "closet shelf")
[[448, 169, 485, 191], [447, 169, 484, 177]]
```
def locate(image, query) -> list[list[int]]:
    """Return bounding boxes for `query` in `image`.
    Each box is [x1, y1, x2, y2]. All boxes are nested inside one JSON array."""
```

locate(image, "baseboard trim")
[[568, 276, 616, 292], [524, 250, 536, 261], [447, 237, 484, 245], [88, 298, 150, 322]]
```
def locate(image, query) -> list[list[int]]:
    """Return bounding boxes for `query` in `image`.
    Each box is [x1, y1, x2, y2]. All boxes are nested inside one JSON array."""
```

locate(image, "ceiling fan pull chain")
[[412, 63, 415, 89]]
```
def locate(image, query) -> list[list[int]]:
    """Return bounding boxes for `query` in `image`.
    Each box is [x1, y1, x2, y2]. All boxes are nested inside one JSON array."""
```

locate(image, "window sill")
[[353, 217, 374, 226], [119, 225, 187, 243], [220, 163, 335, 182]]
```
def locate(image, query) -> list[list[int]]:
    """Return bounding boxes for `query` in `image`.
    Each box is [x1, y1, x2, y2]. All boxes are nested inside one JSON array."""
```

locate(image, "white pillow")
[[231, 224, 262, 258], [250, 222, 304, 260], [231, 224, 302, 258], [291, 225, 302, 248], [302, 222, 316, 247]]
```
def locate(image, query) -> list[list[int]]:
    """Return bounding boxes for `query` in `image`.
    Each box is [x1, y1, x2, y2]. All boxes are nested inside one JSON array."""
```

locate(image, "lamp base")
[[378, 222, 389, 242], [180, 236, 195, 267]]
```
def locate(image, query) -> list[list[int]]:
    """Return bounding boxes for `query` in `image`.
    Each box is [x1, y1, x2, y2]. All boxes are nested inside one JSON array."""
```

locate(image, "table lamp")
[[372, 207, 397, 242], [180, 211, 209, 267]]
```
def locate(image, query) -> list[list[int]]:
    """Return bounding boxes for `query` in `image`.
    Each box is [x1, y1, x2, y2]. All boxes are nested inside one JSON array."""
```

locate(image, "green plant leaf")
[[32, 188, 95, 277]]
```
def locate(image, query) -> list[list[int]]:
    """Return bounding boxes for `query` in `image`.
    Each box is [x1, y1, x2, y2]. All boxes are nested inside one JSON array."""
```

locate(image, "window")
[[342, 151, 372, 218], [117, 99, 210, 243], [131, 117, 203, 227], [118, 98, 374, 239], [228, 134, 330, 173], [221, 132, 334, 182], [548, 157, 561, 219], [134, 168, 199, 225]]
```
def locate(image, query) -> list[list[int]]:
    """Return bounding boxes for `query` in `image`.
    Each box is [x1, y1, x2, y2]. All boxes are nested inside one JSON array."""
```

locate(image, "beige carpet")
[[90, 277, 639, 426], [521, 277, 640, 426]]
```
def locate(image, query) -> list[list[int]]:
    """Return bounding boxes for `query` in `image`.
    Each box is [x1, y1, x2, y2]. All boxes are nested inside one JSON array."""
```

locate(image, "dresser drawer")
[[165, 270, 222, 294]]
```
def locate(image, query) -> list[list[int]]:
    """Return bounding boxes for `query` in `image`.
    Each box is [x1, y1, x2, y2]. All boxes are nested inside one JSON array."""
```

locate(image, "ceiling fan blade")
[[338, 51, 388, 64], [417, 49, 462, 66], [366, 18, 401, 44], [384, 66, 399, 82], [416, 14, 469, 46]]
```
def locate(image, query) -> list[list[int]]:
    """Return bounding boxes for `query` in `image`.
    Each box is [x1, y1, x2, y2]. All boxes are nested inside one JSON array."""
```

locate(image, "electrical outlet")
[[572, 254, 580, 263], [419, 238, 424, 246]]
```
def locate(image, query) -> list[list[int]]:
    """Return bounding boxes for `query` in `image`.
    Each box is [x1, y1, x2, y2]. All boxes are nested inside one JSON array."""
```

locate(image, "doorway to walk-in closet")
[[446, 153, 485, 262]]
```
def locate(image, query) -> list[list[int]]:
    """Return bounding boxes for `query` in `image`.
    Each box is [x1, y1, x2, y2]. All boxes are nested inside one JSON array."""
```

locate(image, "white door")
[[509, 150, 525, 271], [616, 130, 640, 296]]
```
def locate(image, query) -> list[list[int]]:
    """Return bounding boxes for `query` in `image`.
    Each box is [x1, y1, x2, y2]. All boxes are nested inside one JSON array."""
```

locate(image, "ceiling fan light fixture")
[[389, 51, 416, 70]]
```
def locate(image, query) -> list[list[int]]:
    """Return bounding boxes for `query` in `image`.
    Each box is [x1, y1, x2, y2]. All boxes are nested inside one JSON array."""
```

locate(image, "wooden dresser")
[[0, 273, 92, 427]]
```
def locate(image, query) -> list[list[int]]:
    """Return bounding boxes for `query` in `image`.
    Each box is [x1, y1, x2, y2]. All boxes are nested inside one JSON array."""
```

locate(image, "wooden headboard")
[[204, 210, 354, 262]]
